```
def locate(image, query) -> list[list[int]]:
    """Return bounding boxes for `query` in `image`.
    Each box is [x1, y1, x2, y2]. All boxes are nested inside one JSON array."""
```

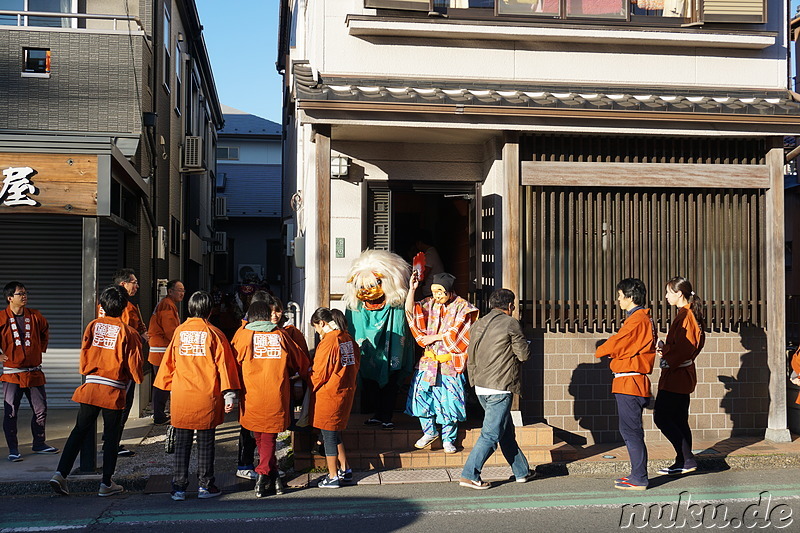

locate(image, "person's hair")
[[3, 281, 24, 300], [166, 279, 182, 291], [250, 290, 271, 304], [247, 300, 271, 322], [99, 285, 128, 317], [187, 291, 213, 318], [616, 278, 647, 307], [666, 276, 707, 329], [310, 307, 348, 332], [488, 288, 515, 310], [112, 268, 136, 286]]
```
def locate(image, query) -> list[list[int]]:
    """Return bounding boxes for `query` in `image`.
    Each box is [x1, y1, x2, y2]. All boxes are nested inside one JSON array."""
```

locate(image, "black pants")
[[237, 426, 257, 469], [653, 390, 696, 468], [57, 403, 123, 485], [101, 382, 134, 442], [151, 365, 170, 423], [361, 373, 401, 423]]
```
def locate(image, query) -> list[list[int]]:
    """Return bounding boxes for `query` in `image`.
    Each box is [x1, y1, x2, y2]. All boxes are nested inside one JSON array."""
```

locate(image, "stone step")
[[294, 443, 576, 471]]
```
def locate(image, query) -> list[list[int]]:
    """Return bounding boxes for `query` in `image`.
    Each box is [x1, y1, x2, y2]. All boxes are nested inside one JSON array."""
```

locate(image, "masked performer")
[[343, 250, 414, 430]]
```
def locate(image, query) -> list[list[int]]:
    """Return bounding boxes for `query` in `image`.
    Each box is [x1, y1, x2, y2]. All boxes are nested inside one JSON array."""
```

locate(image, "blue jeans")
[[461, 394, 530, 482]]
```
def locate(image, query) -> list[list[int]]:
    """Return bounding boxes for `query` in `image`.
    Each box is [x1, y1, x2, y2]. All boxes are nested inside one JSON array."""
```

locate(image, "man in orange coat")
[[49, 285, 143, 497], [98, 268, 148, 457], [155, 291, 240, 501], [147, 279, 184, 425], [1, 281, 57, 462], [232, 299, 310, 498], [595, 278, 656, 491]]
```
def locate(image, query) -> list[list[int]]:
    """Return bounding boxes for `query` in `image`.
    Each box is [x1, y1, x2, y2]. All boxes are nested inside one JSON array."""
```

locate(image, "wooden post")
[[79, 216, 98, 472], [315, 125, 331, 310], [765, 137, 791, 442]]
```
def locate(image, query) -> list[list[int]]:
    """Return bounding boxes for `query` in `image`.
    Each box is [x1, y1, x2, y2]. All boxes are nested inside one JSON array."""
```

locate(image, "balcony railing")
[[0, 10, 143, 31]]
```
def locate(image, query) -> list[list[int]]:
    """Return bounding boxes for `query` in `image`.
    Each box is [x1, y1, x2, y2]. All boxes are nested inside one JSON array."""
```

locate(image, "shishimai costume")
[[344, 250, 415, 429]]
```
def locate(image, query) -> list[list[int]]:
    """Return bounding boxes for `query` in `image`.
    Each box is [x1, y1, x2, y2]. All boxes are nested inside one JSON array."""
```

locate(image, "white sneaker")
[[443, 441, 457, 454], [414, 433, 439, 449], [98, 480, 124, 497], [235, 468, 257, 480]]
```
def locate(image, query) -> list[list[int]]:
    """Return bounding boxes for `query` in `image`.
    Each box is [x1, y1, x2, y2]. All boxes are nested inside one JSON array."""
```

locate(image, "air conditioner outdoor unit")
[[183, 136, 203, 169], [214, 196, 227, 218], [214, 231, 227, 253]]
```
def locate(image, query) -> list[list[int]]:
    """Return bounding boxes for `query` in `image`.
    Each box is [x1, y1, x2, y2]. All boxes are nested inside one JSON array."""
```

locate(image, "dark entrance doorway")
[[367, 181, 481, 305]]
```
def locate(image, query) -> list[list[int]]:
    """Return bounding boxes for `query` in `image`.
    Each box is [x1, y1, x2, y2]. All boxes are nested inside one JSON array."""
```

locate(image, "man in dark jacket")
[[459, 289, 532, 489]]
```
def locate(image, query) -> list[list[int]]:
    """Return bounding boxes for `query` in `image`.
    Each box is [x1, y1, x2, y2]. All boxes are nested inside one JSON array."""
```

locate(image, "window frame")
[[21, 47, 50, 78], [162, 5, 171, 94], [174, 41, 182, 115], [216, 146, 240, 161]]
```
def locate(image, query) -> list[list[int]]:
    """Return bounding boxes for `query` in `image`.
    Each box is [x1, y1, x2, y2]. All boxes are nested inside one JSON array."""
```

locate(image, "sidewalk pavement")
[[3, 407, 800, 496]]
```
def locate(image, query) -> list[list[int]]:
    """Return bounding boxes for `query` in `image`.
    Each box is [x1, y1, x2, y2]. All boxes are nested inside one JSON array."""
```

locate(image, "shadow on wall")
[[711, 328, 769, 460], [565, 359, 617, 446]]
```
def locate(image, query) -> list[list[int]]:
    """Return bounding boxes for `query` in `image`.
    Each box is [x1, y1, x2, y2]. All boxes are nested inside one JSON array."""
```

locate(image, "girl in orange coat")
[[654, 276, 706, 476], [310, 307, 360, 488], [154, 291, 240, 501], [232, 300, 310, 498]]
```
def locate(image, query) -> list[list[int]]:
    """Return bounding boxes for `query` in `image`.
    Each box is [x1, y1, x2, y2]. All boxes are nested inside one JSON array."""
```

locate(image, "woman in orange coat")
[[154, 291, 240, 502], [654, 276, 706, 476], [232, 300, 310, 498], [310, 308, 360, 488]]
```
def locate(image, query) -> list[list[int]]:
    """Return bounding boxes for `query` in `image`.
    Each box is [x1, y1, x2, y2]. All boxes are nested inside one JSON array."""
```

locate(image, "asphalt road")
[[1, 468, 799, 533]]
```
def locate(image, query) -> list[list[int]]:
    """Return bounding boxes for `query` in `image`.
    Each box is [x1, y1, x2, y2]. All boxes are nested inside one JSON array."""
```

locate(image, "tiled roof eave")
[[295, 83, 800, 117]]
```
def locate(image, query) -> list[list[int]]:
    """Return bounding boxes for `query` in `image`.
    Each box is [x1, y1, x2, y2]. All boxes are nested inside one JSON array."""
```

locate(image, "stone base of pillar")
[[764, 427, 792, 443]]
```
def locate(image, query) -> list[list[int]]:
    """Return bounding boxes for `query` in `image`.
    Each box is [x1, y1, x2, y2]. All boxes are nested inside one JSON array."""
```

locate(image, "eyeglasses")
[[126, 280, 139, 285]]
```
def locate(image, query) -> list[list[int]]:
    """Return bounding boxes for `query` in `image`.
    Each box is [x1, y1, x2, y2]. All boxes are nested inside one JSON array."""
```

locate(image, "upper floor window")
[[162, 5, 171, 92], [365, 0, 764, 23], [22, 47, 50, 75], [0, 0, 76, 27], [175, 42, 182, 114], [217, 146, 239, 160]]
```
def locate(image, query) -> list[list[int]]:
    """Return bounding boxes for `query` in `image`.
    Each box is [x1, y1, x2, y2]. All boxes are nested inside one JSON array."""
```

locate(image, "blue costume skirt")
[[405, 368, 467, 426]]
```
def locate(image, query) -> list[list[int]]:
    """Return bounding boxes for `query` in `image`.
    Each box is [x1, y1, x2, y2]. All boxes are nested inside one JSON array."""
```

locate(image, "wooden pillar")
[[79, 216, 98, 472], [502, 131, 521, 311], [765, 137, 791, 442], [315, 125, 331, 310]]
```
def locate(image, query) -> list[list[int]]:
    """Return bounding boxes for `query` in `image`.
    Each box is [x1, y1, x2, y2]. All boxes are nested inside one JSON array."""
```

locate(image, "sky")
[[195, 0, 283, 124]]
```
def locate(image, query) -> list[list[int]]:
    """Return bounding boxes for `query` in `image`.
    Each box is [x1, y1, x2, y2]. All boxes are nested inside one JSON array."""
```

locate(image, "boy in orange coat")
[[310, 308, 360, 489], [49, 285, 143, 497], [232, 299, 310, 498], [1, 281, 56, 462], [595, 278, 656, 491], [147, 279, 185, 425], [155, 291, 240, 501]]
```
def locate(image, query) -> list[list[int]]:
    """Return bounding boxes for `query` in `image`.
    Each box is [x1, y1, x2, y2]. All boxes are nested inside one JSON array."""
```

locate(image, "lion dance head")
[[343, 249, 410, 310]]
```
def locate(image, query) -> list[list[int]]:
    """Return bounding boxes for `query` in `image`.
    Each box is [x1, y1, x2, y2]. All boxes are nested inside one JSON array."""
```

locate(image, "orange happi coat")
[[147, 297, 180, 366], [595, 308, 656, 398], [154, 317, 240, 430], [311, 329, 360, 432], [283, 324, 310, 355], [0, 307, 49, 388], [97, 301, 146, 336], [792, 347, 800, 405], [71, 317, 143, 410], [232, 326, 310, 433], [658, 305, 705, 395]]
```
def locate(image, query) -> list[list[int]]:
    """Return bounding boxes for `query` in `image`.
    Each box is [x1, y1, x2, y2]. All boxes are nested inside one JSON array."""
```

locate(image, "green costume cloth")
[[346, 304, 414, 388]]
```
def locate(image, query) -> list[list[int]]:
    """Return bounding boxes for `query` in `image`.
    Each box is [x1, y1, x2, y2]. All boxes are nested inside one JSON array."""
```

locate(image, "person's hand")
[[0, 353, 6, 364], [420, 334, 440, 346], [792, 377, 800, 386], [409, 271, 420, 291]]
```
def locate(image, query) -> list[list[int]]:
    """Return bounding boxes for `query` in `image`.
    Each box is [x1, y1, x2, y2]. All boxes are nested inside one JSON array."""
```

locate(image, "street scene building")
[[0, 0, 222, 410], [278, 0, 799, 446]]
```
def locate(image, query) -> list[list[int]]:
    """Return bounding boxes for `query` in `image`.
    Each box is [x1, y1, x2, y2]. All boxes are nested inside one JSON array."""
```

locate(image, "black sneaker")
[[364, 418, 382, 426], [198, 484, 222, 499], [117, 446, 136, 457], [317, 475, 340, 489]]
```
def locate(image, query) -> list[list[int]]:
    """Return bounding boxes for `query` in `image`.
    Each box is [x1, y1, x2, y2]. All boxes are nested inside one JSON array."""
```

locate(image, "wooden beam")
[[521, 161, 769, 188], [765, 137, 791, 443], [502, 131, 520, 316], [315, 125, 331, 310]]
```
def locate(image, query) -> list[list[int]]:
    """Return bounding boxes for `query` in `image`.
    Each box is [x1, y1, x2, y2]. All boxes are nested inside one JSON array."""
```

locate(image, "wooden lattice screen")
[[520, 187, 766, 332]]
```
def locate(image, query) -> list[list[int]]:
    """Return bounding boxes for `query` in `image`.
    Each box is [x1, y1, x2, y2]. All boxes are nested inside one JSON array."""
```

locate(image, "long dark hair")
[[310, 307, 348, 332], [666, 276, 706, 330]]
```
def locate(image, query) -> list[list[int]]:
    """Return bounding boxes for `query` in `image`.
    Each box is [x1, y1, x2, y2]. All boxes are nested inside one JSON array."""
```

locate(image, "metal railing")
[[0, 10, 143, 31]]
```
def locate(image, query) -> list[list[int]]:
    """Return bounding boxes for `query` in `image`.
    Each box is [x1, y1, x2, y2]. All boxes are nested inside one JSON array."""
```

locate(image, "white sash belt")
[[677, 359, 694, 368], [613, 372, 643, 378], [149, 346, 167, 353], [3, 365, 42, 374], [85, 375, 127, 390]]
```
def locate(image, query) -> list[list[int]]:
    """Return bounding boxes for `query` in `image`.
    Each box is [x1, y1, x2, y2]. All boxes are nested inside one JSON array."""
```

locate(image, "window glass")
[[28, 0, 71, 27], [498, 0, 559, 17], [0, 0, 24, 26], [162, 7, 171, 90], [24, 48, 50, 73], [566, 0, 626, 18]]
